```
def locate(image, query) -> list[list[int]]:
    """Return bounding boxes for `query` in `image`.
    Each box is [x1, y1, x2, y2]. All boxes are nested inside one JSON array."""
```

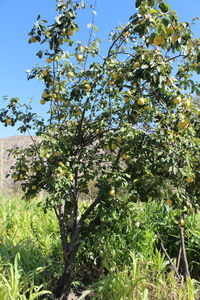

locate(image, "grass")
[[0, 195, 199, 299], [82, 252, 199, 300], [0, 195, 61, 298]]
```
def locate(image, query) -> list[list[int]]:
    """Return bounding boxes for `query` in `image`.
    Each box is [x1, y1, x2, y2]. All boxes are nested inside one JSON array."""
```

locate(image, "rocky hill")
[[0, 135, 36, 194]]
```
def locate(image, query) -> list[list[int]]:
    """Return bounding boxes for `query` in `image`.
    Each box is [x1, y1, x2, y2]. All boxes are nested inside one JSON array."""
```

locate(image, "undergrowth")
[[0, 195, 199, 299]]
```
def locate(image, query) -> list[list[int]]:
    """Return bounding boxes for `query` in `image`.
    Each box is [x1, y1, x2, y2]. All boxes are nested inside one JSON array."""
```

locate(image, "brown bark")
[[54, 189, 101, 299]]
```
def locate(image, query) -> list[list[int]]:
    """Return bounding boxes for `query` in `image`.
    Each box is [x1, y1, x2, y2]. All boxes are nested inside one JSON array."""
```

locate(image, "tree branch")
[[158, 234, 181, 280], [179, 225, 190, 279]]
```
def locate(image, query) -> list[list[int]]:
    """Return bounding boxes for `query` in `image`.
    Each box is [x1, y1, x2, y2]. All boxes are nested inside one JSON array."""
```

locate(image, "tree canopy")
[[0, 0, 199, 298]]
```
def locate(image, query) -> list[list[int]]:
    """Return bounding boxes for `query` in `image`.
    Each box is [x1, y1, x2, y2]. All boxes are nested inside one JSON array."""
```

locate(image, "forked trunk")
[[55, 205, 81, 299], [54, 192, 100, 298]]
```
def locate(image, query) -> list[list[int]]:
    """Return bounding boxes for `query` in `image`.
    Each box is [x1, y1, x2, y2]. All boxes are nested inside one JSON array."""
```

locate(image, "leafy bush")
[[76, 199, 200, 286]]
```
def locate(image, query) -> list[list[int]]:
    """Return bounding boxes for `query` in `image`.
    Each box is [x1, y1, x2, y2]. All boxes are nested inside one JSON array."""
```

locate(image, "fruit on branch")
[[46, 57, 52, 64], [153, 36, 165, 46], [109, 188, 116, 196], [40, 99, 46, 105], [76, 54, 84, 62], [173, 95, 182, 104], [179, 119, 189, 129], [137, 97, 146, 106]]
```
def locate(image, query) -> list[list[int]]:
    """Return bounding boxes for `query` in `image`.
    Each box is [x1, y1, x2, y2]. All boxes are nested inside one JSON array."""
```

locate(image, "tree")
[[0, 0, 200, 298]]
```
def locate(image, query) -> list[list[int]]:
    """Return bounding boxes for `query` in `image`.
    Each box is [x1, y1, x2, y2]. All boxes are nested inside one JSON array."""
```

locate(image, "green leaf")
[[162, 18, 169, 27], [135, 0, 142, 8], [159, 3, 170, 13]]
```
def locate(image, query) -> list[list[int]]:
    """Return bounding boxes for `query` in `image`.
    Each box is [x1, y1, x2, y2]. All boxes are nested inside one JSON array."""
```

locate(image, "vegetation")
[[0, 195, 199, 299], [0, 0, 200, 298]]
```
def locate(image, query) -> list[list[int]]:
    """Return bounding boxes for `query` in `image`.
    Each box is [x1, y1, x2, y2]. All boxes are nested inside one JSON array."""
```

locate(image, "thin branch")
[[164, 54, 186, 62], [176, 245, 182, 271], [158, 235, 181, 280], [180, 225, 190, 279], [104, 23, 132, 65]]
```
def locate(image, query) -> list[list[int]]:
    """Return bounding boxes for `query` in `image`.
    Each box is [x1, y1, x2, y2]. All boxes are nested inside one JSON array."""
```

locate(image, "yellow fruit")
[[179, 218, 185, 227], [167, 200, 172, 207], [30, 37, 37, 43], [133, 62, 140, 69], [55, 151, 61, 157], [84, 83, 92, 92], [67, 71, 75, 78], [173, 96, 182, 104], [137, 97, 145, 106], [68, 174, 73, 181], [76, 54, 84, 62], [67, 28, 75, 36], [45, 153, 50, 159], [31, 185, 37, 190], [36, 166, 41, 171], [5, 118, 12, 125], [183, 98, 191, 107], [42, 70, 48, 76], [179, 120, 189, 129], [153, 36, 165, 46], [46, 57, 52, 64], [109, 188, 115, 196], [186, 177, 193, 183], [40, 99, 46, 105], [109, 81, 115, 86], [54, 56, 59, 61], [112, 72, 119, 80], [52, 93, 57, 99], [122, 154, 129, 160]]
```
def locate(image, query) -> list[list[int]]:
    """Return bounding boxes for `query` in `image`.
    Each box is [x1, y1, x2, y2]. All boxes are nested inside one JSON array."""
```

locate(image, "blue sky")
[[0, 0, 200, 138]]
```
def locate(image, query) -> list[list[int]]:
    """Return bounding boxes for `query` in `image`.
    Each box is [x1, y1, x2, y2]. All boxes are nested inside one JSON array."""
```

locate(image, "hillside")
[[0, 135, 36, 193]]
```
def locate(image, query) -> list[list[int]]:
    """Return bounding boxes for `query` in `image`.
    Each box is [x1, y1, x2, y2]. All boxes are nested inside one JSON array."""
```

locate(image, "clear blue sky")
[[0, 0, 200, 138]]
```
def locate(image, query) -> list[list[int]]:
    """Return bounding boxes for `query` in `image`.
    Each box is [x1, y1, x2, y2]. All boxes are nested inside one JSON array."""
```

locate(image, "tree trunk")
[[54, 190, 101, 299], [54, 214, 81, 299], [54, 252, 74, 299]]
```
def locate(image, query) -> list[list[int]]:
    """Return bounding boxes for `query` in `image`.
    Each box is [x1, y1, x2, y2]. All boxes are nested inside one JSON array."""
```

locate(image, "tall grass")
[[82, 252, 199, 300], [0, 253, 50, 299], [77, 200, 200, 299], [0, 195, 61, 298], [0, 195, 199, 299]]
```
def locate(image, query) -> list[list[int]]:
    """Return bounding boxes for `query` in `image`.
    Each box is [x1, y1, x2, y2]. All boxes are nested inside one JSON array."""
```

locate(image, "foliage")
[[0, 196, 61, 292], [0, 254, 50, 300], [0, 196, 199, 299], [0, 0, 200, 297], [76, 199, 200, 285]]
